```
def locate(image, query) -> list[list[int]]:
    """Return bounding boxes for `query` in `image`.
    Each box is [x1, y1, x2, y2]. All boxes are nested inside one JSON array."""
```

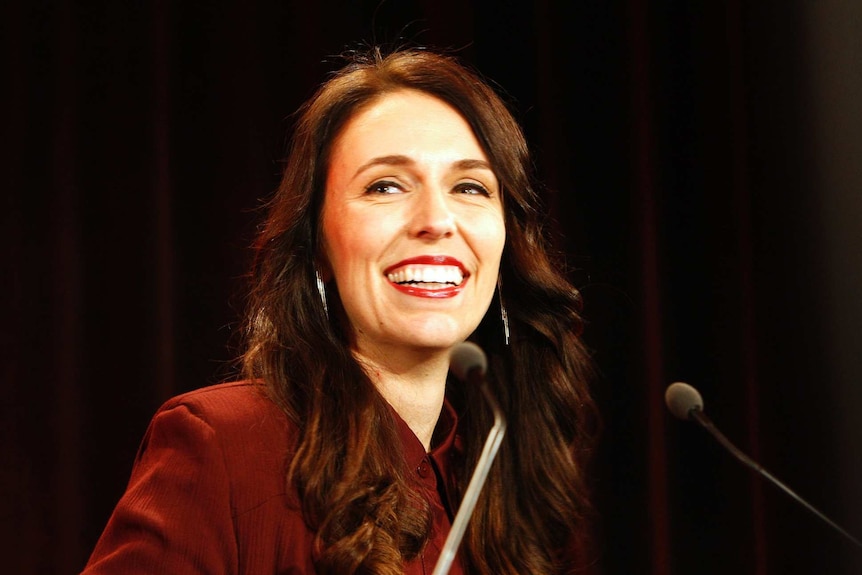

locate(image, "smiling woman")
[[322, 90, 506, 389], [81, 48, 597, 575]]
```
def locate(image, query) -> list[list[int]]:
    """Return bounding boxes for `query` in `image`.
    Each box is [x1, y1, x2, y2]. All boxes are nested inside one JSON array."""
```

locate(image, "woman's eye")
[[365, 180, 403, 194], [454, 182, 491, 196]]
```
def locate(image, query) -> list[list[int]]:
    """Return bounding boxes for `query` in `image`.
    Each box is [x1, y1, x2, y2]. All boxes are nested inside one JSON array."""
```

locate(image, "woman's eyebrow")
[[353, 155, 413, 179], [352, 156, 494, 181], [452, 159, 493, 172]]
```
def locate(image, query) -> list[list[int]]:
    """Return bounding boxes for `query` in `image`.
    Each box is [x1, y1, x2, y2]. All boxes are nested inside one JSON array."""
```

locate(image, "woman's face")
[[321, 89, 506, 359]]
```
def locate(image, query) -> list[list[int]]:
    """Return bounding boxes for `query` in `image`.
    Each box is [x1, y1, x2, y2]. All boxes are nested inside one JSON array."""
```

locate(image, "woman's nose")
[[409, 188, 455, 240]]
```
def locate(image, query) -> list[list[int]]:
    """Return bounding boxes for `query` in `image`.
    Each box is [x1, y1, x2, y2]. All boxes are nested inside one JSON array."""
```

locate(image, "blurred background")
[[3, 1, 861, 573]]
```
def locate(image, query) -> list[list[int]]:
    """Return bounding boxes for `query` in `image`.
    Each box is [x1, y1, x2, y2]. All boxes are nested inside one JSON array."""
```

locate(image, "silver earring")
[[498, 280, 510, 346], [315, 269, 329, 320]]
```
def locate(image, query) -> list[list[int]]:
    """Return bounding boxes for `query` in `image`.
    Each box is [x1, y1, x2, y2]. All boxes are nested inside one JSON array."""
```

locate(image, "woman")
[[82, 47, 596, 575]]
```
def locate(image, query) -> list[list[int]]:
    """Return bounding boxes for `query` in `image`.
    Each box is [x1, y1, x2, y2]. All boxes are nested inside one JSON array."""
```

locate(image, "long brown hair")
[[243, 47, 597, 574]]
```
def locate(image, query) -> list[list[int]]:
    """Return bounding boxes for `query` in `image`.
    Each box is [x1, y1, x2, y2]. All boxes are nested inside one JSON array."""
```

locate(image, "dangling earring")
[[498, 279, 510, 346], [315, 269, 329, 320]]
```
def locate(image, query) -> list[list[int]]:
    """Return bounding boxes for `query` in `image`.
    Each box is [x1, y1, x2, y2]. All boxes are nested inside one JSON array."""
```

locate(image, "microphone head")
[[449, 342, 488, 382], [665, 382, 704, 421]]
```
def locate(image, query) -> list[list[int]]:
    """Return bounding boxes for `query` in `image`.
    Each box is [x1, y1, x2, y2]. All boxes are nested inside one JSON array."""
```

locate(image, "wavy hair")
[[242, 47, 597, 574]]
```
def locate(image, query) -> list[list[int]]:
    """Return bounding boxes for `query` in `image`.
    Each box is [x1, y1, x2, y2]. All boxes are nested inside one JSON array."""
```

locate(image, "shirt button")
[[417, 459, 431, 478]]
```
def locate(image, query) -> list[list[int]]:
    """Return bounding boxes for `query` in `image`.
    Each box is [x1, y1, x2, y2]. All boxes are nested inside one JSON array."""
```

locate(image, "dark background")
[[4, 1, 861, 574]]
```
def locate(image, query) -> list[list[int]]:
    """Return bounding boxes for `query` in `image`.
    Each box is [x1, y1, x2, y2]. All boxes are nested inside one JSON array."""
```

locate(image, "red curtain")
[[4, 1, 861, 574]]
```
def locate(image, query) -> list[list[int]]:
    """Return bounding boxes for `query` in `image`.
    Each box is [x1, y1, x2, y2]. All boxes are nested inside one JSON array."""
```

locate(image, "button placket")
[[416, 457, 431, 478]]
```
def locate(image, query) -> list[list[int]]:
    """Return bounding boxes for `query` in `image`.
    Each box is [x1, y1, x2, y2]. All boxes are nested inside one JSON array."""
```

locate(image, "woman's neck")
[[353, 346, 450, 451]]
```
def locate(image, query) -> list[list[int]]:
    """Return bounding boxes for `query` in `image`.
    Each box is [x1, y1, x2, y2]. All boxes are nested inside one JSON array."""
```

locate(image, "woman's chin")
[[378, 328, 474, 356], [350, 312, 484, 357], [399, 318, 480, 350]]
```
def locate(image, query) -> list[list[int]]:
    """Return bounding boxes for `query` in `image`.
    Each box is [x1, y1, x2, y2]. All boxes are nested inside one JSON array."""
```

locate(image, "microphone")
[[433, 342, 507, 575], [665, 381, 862, 550], [449, 342, 488, 384]]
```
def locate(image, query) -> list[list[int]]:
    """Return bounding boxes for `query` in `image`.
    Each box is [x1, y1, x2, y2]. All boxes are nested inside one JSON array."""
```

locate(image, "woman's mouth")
[[384, 257, 468, 298], [387, 264, 464, 286]]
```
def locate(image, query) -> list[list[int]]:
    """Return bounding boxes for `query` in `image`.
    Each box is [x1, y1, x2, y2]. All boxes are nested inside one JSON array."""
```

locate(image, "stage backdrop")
[[3, 1, 861, 574]]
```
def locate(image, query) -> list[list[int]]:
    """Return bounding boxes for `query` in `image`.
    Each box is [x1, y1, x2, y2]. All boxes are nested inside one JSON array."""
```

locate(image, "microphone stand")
[[432, 375, 507, 575], [689, 406, 862, 550]]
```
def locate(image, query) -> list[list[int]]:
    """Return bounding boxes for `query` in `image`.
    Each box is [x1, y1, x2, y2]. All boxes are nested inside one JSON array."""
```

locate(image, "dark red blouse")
[[82, 381, 465, 575]]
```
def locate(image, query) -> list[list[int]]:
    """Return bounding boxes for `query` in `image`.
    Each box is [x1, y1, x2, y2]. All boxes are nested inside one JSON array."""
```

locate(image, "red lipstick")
[[384, 255, 468, 299]]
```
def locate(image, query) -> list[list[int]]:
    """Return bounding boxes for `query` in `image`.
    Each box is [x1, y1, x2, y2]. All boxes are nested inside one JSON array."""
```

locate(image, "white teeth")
[[387, 265, 464, 286]]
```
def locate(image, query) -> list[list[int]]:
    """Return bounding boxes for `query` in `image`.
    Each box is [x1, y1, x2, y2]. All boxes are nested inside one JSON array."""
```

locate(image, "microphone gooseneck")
[[666, 381, 862, 550], [432, 342, 507, 575]]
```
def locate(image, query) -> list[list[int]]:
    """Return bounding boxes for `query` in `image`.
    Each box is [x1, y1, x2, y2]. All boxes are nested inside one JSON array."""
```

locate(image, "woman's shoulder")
[[149, 381, 296, 455], [158, 381, 284, 424], [141, 381, 297, 512], [83, 381, 306, 573]]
